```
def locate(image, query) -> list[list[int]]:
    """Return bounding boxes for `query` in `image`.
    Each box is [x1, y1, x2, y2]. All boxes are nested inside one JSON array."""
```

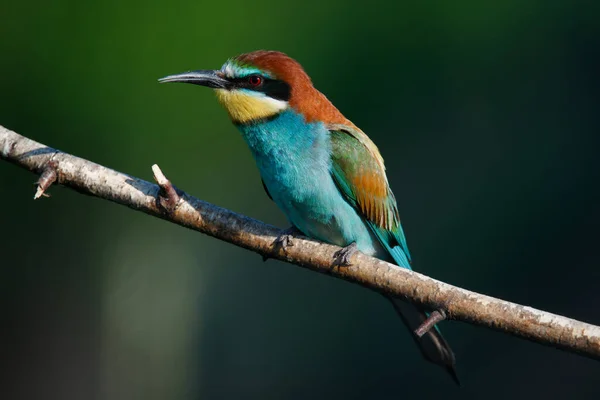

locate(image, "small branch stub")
[[34, 161, 58, 199], [415, 310, 448, 337], [152, 164, 180, 212]]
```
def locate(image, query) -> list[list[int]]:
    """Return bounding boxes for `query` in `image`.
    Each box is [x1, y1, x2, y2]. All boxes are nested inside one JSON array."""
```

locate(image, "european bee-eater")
[[160, 50, 458, 382]]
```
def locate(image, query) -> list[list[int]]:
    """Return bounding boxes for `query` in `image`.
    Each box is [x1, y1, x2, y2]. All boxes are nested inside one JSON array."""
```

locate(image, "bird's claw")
[[274, 232, 294, 248], [332, 242, 358, 267], [263, 227, 301, 261]]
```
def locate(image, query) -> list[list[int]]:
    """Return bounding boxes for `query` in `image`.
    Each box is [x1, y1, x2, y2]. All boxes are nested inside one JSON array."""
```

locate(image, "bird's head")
[[159, 50, 349, 125]]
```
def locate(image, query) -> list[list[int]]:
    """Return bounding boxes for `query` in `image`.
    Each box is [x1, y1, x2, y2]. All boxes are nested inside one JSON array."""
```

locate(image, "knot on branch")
[[1, 140, 16, 158]]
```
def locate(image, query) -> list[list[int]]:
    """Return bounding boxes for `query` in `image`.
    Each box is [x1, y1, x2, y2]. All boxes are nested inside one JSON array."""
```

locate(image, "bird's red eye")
[[248, 75, 262, 87]]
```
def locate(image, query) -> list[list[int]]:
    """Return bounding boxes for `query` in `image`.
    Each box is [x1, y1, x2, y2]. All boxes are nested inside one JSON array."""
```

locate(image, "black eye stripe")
[[229, 76, 291, 102], [261, 79, 291, 102]]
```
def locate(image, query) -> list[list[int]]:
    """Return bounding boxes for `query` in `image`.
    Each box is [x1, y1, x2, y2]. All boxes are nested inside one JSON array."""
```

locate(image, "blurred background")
[[1, 0, 599, 399]]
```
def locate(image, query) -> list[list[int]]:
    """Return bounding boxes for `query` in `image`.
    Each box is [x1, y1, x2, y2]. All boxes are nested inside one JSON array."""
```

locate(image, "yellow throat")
[[215, 89, 288, 124]]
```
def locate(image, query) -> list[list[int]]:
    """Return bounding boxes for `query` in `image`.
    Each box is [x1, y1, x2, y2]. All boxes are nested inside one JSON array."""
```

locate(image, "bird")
[[159, 50, 458, 383]]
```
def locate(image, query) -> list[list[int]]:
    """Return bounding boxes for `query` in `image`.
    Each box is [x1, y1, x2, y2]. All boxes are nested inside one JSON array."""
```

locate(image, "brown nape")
[[235, 50, 354, 126]]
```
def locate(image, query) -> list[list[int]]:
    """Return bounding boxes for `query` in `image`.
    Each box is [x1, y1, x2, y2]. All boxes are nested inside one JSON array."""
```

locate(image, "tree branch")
[[2, 124, 599, 361]]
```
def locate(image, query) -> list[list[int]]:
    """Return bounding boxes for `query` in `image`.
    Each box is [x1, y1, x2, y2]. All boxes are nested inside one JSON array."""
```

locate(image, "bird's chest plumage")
[[239, 112, 336, 221], [237, 111, 378, 255]]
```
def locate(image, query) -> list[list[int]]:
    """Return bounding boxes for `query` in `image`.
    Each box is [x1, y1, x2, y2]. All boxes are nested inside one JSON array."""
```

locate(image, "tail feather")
[[387, 296, 460, 385]]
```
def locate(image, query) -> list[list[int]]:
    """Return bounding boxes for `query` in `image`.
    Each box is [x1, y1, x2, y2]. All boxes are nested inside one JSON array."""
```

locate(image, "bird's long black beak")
[[158, 70, 229, 89]]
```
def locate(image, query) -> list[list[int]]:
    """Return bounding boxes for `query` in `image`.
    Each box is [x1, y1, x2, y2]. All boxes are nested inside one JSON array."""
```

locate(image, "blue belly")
[[237, 111, 381, 256], [266, 158, 379, 255]]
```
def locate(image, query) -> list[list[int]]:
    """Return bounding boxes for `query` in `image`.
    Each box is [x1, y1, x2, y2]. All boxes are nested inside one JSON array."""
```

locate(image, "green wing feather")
[[329, 126, 412, 269]]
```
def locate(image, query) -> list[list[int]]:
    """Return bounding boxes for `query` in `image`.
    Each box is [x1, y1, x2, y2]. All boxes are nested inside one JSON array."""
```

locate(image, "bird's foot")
[[263, 226, 301, 261], [274, 227, 299, 249], [332, 242, 358, 268]]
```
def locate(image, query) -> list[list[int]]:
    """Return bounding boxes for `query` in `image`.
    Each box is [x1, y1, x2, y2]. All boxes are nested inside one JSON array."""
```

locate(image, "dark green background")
[[2, 1, 599, 399]]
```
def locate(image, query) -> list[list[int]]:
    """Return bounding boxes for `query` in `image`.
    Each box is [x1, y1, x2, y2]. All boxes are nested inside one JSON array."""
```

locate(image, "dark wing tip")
[[446, 364, 461, 387]]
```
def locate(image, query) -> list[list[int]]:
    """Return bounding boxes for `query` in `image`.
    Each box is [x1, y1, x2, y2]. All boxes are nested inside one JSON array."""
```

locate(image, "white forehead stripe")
[[223, 63, 236, 78]]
